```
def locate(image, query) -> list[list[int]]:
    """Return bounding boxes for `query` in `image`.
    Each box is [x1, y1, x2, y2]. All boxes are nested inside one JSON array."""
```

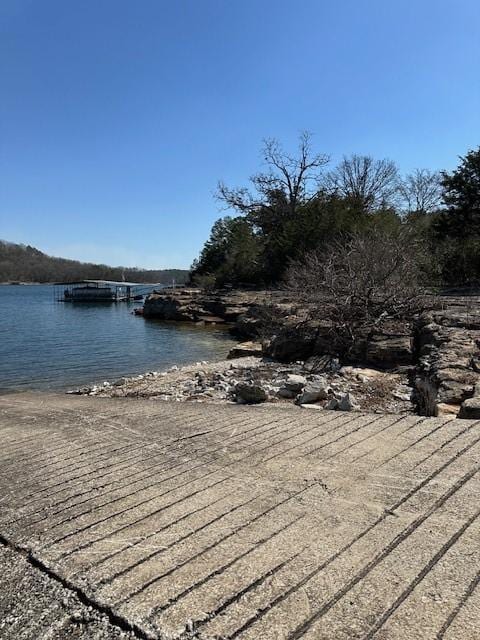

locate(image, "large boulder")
[[143, 289, 261, 323], [201, 295, 252, 320], [143, 290, 205, 321], [436, 369, 476, 404]]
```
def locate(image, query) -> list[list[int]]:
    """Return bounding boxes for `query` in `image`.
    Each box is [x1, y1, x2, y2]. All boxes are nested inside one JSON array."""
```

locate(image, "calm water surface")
[[0, 285, 237, 392]]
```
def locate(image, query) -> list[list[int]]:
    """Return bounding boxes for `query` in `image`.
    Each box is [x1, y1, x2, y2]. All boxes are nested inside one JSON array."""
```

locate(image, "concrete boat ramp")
[[0, 393, 479, 639]]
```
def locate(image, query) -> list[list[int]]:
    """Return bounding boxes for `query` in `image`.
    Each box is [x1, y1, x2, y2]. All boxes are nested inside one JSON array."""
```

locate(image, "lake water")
[[0, 285, 237, 392]]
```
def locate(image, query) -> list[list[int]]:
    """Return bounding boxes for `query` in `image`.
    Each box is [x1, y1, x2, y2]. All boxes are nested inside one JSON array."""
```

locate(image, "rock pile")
[[73, 357, 413, 414]]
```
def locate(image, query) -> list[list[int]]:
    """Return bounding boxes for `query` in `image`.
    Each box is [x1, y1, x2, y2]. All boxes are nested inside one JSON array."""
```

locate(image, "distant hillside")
[[0, 241, 189, 284]]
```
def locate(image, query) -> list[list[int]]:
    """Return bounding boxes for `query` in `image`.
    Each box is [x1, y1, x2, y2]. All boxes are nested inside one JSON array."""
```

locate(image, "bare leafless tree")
[[217, 132, 329, 217], [324, 154, 400, 211], [398, 168, 442, 214], [284, 228, 427, 354]]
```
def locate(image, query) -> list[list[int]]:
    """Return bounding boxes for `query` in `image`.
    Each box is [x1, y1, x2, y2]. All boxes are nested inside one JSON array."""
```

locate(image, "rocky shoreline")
[[71, 288, 480, 419], [71, 355, 413, 415], [413, 295, 480, 418], [142, 287, 414, 367]]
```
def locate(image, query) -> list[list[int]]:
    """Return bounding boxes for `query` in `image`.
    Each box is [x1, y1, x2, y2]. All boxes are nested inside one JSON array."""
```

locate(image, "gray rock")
[[338, 393, 360, 411], [325, 398, 339, 410], [458, 397, 480, 419], [296, 379, 330, 405], [277, 387, 297, 399], [235, 382, 267, 404], [437, 380, 473, 404], [284, 374, 307, 392]]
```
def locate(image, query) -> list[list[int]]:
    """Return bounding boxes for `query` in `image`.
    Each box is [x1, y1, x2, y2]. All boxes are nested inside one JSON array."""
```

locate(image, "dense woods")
[[191, 135, 480, 290], [0, 241, 188, 284]]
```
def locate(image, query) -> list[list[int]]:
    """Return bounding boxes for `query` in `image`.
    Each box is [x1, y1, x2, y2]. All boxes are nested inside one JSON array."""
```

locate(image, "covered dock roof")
[[53, 279, 161, 286]]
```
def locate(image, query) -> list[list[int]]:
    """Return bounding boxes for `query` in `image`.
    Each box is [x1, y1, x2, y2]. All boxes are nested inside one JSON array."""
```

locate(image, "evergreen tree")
[[438, 147, 480, 237], [191, 216, 262, 287]]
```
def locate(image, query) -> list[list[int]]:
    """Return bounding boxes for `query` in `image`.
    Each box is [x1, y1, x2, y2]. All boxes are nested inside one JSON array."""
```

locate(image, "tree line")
[[0, 241, 188, 285], [191, 133, 480, 289]]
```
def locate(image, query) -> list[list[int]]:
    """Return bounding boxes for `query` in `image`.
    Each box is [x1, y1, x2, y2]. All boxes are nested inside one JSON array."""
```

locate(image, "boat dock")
[[54, 280, 161, 303]]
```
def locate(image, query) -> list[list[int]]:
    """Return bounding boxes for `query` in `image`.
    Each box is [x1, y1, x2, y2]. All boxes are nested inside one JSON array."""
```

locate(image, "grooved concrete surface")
[[0, 393, 479, 640]]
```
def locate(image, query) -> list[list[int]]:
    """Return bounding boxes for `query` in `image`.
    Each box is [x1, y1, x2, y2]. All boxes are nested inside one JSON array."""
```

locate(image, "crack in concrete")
[[0, 531, 156, 640]]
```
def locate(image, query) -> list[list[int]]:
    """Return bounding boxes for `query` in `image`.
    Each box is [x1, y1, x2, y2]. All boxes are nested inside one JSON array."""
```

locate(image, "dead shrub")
[[284, 228, 430, 358]]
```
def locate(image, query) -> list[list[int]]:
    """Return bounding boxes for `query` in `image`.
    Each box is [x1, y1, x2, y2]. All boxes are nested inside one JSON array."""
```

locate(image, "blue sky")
[[1, 0, 479, 269]]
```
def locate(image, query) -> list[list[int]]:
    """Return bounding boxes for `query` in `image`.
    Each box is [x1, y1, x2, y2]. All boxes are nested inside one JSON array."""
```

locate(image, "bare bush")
[[285, 228, 428, 355]]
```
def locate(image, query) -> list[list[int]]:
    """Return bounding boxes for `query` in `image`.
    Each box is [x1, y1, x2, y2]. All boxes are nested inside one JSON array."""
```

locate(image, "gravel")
[[0, 545, 141, 640], [71, 357, 414, 414]]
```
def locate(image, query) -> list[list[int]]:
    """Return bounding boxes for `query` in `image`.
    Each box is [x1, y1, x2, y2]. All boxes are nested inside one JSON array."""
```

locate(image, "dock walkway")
[[0, 393, 479, 639]]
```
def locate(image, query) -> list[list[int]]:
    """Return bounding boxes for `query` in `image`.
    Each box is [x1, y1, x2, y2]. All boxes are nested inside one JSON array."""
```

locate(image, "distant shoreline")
[[1, 240, 189, 286]]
